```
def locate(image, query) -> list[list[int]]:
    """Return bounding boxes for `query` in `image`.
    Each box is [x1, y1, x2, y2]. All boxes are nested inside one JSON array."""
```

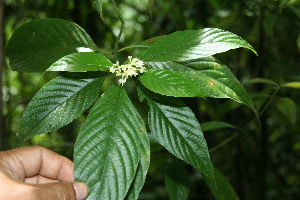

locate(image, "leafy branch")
[[6, 5, 258, 199]]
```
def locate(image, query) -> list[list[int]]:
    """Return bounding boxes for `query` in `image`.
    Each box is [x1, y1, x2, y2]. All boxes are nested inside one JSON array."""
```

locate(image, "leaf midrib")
[[149, 99, 210, 167], [90, 88, 123, 198]]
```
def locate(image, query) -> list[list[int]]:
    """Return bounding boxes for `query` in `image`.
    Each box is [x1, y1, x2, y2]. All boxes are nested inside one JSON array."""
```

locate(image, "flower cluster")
[[109, 56, 146, 86]]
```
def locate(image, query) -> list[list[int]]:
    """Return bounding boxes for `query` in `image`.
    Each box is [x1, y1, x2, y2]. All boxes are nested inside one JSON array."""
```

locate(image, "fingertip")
[[73, 182, 88, 200]]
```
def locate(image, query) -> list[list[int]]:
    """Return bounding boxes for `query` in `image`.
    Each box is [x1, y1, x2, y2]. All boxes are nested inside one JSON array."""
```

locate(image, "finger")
[[33, 182, 76, 200], [33, 182, 88, 200], [0, 146, 74, 181], [25, 175, 59, 184]]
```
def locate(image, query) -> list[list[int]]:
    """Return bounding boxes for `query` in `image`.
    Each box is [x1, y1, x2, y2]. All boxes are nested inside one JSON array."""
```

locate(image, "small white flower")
[[109, 66, 116, 73], [116, 71, 122, 77], [118, 78, 127, 85], [109, 56, 146, 86], [127, 68, 136, 76], [136, 60, 144, 67], [121, 65, 127, 71]]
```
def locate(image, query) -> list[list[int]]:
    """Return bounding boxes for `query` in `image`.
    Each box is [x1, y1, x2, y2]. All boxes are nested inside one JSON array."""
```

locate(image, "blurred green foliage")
[[2, 0, 300, 199]]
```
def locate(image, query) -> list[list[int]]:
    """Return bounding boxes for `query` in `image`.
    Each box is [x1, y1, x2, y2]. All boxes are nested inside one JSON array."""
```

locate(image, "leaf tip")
[[252, 49, 258, 56]]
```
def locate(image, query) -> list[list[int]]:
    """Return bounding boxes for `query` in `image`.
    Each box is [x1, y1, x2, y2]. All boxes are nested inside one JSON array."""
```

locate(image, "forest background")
[[0, 0, 299, 199]]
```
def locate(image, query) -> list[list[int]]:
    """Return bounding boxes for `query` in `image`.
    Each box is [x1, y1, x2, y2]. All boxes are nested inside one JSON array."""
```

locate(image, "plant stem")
[[208, 85, 278, 154], [258, 86, 279, 117], [209, 133, 238, 153], [111, 0, 124, 61]]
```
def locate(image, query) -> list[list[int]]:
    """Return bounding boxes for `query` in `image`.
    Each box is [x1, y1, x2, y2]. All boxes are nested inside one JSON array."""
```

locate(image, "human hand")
[[0, 146, 88, 200]]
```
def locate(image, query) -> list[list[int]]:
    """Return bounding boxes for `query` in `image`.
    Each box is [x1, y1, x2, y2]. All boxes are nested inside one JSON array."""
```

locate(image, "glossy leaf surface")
[[74, 85, 144, 200], [140, 87, 215, 184], [119, 36, 165, 52], [139, 69, 202, 97], [140, 28, 257, 62], [145, 57, 256, 113], [125, 121, 150, 200], [6, 18, 97, 72], [47, 52, 113, 72], [15, 72, 106, 145]]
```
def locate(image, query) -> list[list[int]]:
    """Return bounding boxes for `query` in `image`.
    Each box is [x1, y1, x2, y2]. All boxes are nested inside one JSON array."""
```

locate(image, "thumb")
[[33, 182, 88, 200]]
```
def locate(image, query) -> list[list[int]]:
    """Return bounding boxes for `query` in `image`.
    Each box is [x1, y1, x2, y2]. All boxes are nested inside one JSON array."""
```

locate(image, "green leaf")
[[93, 0, 104, 20], [139, 69, 203, 97], [6, 18, 97, 72], [140, 86, 215, 184], [165, 161, 190, 200], [281, 82, 300, 89], [276, 97, 297, 124], [244, 78, 279, 87], [74, 85, 144, 200], [204, 167, 239, 200], [139, 28, 257, 62], [15, 72, 106, 145], [47, 52, 113, 72], [118, 36, 165, 53], [125, 123, 150, 200], [201, 121, 239, 132], [145, 57, 257, 114]]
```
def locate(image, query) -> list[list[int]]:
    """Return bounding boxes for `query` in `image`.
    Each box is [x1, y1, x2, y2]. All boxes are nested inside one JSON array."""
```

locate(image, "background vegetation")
[[1, 0, 299, 199]]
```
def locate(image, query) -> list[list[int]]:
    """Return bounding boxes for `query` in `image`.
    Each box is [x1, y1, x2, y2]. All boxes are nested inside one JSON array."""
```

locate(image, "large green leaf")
[[204, 167, 239, 200], [139, 69, 203, 97], [15, 72, 106, 145], [136, 36, 165, 48], [6, 18, 97, 72], [125, 122, 150, 200], [165, 161, 190, 200], [139, 86, 215, 184], [47, 52, 113, 72], [74, 85, 144, 200], [144, 57, 256, 114], [139, 28, 257, 62]]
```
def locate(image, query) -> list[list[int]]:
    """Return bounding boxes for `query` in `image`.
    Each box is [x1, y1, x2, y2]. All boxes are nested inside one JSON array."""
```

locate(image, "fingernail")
[[73, 182, 88, 200]]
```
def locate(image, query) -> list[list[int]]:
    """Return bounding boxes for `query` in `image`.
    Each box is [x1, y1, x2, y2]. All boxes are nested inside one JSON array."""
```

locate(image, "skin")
[[0, 146, 88, 200]]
